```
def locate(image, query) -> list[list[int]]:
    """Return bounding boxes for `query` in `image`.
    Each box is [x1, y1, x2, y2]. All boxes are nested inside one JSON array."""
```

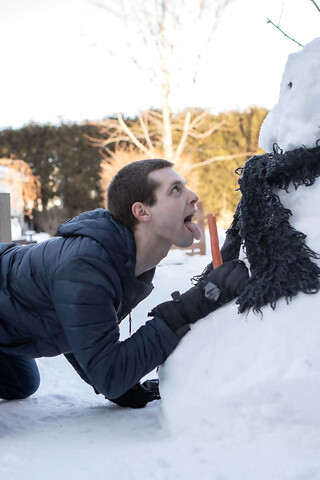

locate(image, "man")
[[0, 159, 248, 407]]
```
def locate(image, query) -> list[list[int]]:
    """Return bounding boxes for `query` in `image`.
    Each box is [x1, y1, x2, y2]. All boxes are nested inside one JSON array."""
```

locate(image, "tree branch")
[[188, 151, 256, 170], [173, 110, 192, 161], [138, 111, 156, 155], [310, 0, 320, 12], [188, 109, 211, 129], [117, 113, 155, 157], [187, 121, 226, 139], [267, 18, 304, 47], [83, 133, 131, 148]]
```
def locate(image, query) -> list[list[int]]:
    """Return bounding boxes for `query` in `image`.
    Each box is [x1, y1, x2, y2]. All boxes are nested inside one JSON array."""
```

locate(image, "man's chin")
[[173, 237, 194, 248]]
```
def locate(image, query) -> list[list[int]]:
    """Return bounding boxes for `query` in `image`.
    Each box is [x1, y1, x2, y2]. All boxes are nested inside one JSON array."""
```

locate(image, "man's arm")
[[52, 256, 179, 399], [64, 352, 95, 388], [53, 256, 248, 403]]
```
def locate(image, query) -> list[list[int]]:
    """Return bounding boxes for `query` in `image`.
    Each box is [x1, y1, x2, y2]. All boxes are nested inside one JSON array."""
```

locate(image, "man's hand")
[[108, 379, 160, 409], [149, 260, 249, 338]]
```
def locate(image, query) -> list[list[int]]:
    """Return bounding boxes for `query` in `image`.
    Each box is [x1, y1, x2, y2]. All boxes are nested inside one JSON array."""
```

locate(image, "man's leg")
[[0, 352, 40, 400]]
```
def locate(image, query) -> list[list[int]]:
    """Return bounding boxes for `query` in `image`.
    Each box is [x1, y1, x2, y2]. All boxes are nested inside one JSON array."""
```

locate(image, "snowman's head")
[[259, 37, 320, 153]]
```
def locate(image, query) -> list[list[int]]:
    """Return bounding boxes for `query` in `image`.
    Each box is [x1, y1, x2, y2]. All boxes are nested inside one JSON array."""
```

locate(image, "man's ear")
[[131, 202, 151, 223]]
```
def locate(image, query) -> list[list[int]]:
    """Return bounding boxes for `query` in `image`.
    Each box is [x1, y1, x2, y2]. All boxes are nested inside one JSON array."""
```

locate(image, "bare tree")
[[87, 0, 237, 164]]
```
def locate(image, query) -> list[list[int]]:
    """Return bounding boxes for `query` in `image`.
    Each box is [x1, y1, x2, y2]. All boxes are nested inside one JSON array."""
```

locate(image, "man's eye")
[[172, 186, 179, 193]]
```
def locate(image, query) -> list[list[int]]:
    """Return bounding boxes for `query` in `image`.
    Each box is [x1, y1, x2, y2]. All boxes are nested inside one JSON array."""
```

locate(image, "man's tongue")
[[185, 221, 201, 240]]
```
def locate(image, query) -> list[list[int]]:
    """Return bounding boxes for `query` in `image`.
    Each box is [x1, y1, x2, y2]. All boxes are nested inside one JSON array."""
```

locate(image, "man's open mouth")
[[184, 214, 194, 223], [184, 213, 201, 240]]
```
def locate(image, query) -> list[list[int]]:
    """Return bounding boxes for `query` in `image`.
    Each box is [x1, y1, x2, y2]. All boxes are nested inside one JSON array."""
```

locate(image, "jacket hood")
[[57, 209, 136, 272]]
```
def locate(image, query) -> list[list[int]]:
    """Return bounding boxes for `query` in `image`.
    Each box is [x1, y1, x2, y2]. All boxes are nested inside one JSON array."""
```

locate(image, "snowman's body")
[[159, 38, 320, 443]]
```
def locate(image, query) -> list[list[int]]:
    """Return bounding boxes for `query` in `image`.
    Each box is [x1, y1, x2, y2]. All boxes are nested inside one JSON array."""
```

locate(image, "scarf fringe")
[[221, 144, 320, 314]]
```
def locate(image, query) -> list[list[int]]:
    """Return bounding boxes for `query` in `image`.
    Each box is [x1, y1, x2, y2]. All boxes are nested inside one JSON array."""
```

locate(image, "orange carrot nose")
[[207, 214, 223, 269]]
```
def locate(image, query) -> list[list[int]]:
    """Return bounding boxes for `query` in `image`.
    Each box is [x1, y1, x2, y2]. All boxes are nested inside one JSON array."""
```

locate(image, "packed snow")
[[1, 38, 320, 480]]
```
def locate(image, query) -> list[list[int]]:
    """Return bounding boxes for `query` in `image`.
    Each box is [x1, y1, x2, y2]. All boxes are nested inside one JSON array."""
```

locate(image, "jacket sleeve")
[[51, 256, 179, 398], [63, 353, 96, 388]]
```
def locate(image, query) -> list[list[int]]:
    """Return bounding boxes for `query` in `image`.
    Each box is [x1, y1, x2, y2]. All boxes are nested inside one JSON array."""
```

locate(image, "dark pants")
[[0, 351, 40, 400]]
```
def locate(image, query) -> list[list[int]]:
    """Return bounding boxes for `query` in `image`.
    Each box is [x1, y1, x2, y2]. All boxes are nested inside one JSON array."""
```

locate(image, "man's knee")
[[0, 353, 40, 400], [14, 365, 40, 399]]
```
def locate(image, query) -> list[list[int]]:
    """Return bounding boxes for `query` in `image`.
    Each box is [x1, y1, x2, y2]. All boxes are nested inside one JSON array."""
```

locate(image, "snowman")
[[159, 38, 320, 446]]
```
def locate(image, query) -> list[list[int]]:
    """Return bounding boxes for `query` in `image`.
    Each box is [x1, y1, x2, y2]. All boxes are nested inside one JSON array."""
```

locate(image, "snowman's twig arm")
[[266, 18, 304, 48]]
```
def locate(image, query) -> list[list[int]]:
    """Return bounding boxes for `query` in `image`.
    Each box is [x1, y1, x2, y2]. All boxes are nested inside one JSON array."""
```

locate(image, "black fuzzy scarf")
[[220, 144, 320, 313]]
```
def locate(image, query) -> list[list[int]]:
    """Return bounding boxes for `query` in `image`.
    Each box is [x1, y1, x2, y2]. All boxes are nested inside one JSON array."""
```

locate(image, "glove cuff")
[[149, 298, 191, 339]]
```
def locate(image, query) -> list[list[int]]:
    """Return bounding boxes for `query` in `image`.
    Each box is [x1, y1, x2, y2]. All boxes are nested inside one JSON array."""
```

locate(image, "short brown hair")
[[107, 158, 173, 229]]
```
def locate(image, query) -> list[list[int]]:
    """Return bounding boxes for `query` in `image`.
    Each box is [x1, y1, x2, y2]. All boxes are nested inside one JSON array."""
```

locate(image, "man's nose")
[[188, 189, 199, 204]]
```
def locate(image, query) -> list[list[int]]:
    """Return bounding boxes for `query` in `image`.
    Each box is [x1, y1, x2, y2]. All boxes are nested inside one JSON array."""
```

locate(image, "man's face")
[[146, 167, 200, 248]]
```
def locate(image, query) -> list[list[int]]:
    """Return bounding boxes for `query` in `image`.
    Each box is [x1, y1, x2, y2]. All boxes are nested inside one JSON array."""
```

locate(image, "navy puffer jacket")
[[0, 209, 179, 398]]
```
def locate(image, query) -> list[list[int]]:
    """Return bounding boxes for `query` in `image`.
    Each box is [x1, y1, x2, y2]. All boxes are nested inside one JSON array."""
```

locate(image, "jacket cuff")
[[174, 323, 191, 339], [151, 313, 190, 340]]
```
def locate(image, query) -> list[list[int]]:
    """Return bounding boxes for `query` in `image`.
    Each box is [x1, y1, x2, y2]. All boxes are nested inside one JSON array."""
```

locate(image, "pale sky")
[[0, 0, 319, 130]]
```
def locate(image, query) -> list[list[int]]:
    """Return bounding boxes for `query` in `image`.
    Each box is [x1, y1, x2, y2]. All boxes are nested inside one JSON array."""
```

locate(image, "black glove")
[[149, 260, 249, 338], [108, 379, 161, 409]]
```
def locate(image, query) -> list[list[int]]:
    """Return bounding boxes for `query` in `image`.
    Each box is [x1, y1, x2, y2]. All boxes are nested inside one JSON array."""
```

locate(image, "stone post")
[[0, 192, 12, 242]]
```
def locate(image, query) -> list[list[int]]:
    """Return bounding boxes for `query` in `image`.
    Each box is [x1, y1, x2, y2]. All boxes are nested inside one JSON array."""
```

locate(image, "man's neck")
[[133, 227, 172, 277]]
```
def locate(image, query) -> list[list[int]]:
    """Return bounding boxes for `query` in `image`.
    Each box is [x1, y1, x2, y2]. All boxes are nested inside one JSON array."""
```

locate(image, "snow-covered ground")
[[11, 217, 51, 244]]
